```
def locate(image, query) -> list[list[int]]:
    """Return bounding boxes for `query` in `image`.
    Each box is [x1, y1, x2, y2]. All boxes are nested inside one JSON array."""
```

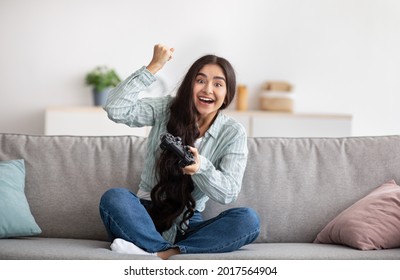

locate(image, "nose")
[[203, 82, 213, 94]]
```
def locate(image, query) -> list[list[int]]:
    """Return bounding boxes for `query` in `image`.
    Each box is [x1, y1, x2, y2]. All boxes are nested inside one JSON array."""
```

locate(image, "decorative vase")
[[93, 87, 112, 107]]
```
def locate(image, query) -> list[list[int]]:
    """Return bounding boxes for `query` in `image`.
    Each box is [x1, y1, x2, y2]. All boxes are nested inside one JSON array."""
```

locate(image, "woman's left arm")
[[188, 131, 248, 205]]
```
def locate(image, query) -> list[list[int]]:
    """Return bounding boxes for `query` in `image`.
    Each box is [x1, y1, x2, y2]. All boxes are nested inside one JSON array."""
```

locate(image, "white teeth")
[[199, 97, 214, 103]]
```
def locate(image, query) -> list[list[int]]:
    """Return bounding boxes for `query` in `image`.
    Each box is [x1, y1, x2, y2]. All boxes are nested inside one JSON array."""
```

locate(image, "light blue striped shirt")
[[104, 66, 248, 243]]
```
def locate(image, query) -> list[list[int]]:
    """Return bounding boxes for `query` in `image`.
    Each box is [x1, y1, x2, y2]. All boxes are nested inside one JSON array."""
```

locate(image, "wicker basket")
[[259, 91, 294, 112]]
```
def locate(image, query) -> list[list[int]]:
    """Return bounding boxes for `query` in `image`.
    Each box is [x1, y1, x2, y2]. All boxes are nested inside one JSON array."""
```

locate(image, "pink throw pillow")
[[314, 180, 400, 250]]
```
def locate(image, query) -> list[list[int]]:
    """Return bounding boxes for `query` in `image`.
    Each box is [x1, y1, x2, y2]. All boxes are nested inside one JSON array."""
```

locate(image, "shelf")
[[45, 106, 150, 136], [45, 107, 352, 137], [225, 110, 352, 137]]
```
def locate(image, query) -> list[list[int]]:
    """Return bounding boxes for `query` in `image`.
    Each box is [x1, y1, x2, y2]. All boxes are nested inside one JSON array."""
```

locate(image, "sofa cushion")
[[0, 237, 158, 260], [1, 238, 399, 260], [170, 243, 400, 260], [0, 159, 42, 238], [314, 180, 400, 250]]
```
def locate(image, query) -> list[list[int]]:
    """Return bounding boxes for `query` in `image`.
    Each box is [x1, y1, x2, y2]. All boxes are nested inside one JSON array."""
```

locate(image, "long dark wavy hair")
[[148, 54, 237, 233]]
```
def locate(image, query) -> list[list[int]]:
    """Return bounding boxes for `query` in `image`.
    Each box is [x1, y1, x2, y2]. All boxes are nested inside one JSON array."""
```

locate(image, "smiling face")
[[192, 64, 227, 123]]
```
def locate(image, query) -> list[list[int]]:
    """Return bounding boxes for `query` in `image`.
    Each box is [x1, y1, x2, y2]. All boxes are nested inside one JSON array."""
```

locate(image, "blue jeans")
[[99, 188, 260, 254]]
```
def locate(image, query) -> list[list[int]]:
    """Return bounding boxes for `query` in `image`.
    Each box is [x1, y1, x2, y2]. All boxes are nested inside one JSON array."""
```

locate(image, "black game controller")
[[160, 132, 195, 168]]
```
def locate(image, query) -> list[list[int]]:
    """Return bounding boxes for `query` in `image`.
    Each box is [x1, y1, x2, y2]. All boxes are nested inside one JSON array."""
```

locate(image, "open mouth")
[[198, 96, 215, 104]]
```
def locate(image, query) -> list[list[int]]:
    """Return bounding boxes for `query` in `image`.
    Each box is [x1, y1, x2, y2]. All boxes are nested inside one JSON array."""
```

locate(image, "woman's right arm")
[[104, 44, 174, 127], [104, 66, 158, 127]]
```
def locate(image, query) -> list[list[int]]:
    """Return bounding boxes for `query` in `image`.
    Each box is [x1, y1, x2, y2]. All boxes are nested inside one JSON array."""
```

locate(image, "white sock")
[[110, 238, 156, 256]]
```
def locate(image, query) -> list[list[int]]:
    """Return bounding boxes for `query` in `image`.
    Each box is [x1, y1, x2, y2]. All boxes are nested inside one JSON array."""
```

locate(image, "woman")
[[99, 44, 260, 259]]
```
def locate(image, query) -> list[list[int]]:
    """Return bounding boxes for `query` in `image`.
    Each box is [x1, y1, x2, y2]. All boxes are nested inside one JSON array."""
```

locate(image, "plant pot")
[[93, 87, 112, 106]]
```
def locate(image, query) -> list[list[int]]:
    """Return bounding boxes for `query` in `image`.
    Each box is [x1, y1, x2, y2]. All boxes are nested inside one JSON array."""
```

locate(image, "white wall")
[[1, 0, 399, 136]]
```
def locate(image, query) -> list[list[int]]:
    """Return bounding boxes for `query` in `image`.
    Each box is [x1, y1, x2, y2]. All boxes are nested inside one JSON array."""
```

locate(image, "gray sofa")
[[0, 132, 399, 260]]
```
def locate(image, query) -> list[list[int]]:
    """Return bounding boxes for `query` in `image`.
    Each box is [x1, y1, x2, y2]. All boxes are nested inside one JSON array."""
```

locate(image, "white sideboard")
[[225, 110, 352, 137], [45, 107, 150, 136], [45, 107, 352, 137]]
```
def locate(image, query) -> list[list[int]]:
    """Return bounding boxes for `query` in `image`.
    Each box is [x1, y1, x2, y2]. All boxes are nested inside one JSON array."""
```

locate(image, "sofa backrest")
[[0, 134, 146, 241], [1, 133, 400, 243], [203, 136, 400, 243]]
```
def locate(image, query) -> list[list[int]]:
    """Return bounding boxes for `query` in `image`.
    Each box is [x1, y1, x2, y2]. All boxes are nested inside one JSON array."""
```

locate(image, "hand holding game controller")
[[160, 132, 196, 168]]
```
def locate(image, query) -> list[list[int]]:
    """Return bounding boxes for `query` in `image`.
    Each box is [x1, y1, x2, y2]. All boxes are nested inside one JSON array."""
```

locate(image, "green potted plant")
[[85, 66, 121, 106]]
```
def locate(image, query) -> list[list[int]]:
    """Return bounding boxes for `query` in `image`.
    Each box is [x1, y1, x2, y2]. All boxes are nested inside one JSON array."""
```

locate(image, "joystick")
[[160, 133, 195, 168]]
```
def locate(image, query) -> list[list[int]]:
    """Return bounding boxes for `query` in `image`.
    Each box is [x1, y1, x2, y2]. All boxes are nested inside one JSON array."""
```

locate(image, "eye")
[[196, 78, 205, 84], [215, 82, 224, 87]]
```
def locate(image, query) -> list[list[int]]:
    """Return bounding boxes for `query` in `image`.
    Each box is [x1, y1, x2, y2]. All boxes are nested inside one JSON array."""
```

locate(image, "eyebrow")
[[197, 72, 226, 81]]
